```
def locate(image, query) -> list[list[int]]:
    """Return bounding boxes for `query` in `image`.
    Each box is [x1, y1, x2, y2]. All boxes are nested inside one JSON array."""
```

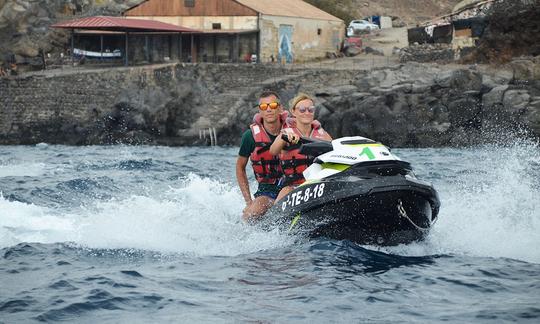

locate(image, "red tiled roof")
[[51, 16, 199, 32]]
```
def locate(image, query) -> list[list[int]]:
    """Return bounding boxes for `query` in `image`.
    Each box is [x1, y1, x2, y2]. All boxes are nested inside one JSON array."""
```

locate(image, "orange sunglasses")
[[257, 102, 280, 110]]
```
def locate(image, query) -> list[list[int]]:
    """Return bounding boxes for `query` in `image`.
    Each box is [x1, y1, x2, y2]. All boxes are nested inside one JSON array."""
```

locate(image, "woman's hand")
[[281, 129, 300, 144]]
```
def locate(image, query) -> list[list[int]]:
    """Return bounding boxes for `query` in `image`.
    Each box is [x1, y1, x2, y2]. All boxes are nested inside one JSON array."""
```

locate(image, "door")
[[278, 24, 294, 64]]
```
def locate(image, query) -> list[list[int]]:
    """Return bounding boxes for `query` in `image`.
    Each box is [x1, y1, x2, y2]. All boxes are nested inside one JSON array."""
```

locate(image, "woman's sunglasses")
[[296, 106, 315, 113], [257, 102, 280, 110]]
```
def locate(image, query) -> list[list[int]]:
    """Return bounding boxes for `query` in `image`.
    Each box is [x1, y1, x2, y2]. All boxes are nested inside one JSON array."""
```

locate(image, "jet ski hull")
[[267, 175, 439, 246]]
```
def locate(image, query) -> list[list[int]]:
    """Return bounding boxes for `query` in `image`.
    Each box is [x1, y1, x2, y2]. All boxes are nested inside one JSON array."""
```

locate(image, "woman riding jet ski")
[[264, 136, 440, 246]]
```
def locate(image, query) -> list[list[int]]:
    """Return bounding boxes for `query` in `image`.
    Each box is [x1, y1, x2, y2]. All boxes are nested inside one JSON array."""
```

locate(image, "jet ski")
[[265, 136, 440, 246]]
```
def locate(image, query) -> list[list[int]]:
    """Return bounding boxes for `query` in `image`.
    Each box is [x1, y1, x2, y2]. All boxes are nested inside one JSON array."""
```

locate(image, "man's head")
[[257, 90, 283, 124]]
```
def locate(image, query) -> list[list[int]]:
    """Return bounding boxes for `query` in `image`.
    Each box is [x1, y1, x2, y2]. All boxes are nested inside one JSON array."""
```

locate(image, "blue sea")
[[1, 142, 539, 323]]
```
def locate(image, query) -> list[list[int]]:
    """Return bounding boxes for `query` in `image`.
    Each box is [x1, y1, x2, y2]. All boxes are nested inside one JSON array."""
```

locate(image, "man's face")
[[258, 95, 282, 124]]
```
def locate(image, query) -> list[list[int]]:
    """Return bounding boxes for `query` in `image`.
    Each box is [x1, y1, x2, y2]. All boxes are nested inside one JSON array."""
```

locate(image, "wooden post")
[[235, 33, 240, 63], [213, 34, 217, 63], [145, 35, 149, 62], [100, 34, 103, 61], [168, 34, 172, 60], [190, 34, 195, 63], [255, 31, 260, 63], [124, 32, 129, 66], [70, 30, 74, 65], [178, 33, 182, 62]]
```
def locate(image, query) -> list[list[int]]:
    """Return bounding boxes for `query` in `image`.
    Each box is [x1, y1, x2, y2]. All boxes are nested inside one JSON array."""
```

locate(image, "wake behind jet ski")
[[265, 136, 440, 246]]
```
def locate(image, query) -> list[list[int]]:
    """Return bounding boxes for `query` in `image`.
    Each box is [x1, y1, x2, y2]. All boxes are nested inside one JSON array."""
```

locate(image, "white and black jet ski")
[[266, 136, 440, 246]]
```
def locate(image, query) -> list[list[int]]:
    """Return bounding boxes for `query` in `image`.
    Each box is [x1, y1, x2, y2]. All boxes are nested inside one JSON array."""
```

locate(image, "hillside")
[[306, 0, 463, 25]]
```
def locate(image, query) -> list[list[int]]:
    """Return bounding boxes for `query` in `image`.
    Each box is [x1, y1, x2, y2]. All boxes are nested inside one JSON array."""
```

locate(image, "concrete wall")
[[131, 15, 345, 63], [259, 15, 344, 63], [0, 63, 296, 145], [128, 16, 258, 30], [380, 16, 393, 29]]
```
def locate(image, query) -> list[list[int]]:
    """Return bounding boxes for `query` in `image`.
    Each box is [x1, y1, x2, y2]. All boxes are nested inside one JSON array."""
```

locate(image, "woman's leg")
[[275, 185, 294, 203]]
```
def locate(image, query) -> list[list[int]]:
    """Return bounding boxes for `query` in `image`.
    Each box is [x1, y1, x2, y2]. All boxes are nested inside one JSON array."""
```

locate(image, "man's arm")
[[269, 132, 287, 155], [236, 156, 252, 205], [269, 129, 297, 155]]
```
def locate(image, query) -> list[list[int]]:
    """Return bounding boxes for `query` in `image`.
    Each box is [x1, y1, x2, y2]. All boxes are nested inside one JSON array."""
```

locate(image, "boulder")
[[503, 90, 531, 111], [447, 97, 481, 127], [482, 85, 509, 108], [434, 69, 482, 92], [511, 58, 540, 81], [364, 46, 384, 56]]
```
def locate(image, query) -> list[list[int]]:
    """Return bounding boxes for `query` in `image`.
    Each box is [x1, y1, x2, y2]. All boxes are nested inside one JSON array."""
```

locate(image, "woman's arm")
[[322, 131, 332, 141], [318, 127, 332, 141]]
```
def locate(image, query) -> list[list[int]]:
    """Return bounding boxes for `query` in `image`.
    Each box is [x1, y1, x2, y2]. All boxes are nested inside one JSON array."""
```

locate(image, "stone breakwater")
[[1, 62, 539, 147]]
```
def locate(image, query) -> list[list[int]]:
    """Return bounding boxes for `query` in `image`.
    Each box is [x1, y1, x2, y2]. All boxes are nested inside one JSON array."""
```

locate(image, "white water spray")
[[0, 175, 293, 256]]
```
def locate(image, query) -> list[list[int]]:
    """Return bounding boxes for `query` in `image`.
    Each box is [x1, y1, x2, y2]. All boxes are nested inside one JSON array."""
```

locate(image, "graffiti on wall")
[[278, 24, 294, 63]]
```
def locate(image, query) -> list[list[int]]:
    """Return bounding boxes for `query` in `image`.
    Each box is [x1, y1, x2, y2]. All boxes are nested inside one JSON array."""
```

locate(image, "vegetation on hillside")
[[304, 0, 357, 24]]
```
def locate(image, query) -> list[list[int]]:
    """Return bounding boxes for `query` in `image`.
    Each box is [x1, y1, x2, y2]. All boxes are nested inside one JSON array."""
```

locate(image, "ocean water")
[[1, 142, 539, 323]]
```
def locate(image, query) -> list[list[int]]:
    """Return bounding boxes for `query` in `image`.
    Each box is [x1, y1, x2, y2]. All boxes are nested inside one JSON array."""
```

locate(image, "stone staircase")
[[192, 66, 311, 144]]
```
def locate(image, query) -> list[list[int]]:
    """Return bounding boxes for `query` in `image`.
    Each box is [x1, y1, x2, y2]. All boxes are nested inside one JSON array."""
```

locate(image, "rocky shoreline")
[[1, 59, 539, 147]]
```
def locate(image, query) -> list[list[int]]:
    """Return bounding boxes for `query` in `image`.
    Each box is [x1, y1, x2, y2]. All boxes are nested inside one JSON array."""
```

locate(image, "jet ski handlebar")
[[279, 134, 332, 156], [281, 134, 315, 145]]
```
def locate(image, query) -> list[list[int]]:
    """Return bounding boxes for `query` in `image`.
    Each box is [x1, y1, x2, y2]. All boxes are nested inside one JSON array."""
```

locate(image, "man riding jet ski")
[[265, 136, 440, 246]]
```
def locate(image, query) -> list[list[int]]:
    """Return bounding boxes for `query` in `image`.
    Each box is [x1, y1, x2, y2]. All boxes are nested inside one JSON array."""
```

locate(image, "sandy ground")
[[362, 27, 409, 56]]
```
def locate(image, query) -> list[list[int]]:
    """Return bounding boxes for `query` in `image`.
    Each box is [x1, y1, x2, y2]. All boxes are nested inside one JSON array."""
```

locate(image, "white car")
[[349, 20, 379, 31]]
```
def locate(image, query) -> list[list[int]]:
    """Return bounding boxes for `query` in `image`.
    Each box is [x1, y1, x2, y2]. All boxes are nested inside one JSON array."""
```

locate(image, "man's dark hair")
[[259, 90, 280, 101]]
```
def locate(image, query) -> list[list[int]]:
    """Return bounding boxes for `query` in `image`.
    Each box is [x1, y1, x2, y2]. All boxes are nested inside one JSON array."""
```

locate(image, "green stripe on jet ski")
[[288, 213, 301, 231], [321, 163, 350, 171]]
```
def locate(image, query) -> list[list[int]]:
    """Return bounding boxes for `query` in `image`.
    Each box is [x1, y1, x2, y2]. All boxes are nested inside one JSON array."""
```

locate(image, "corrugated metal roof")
[[51, 16, 199, 32], [235, 0, 342, 22]]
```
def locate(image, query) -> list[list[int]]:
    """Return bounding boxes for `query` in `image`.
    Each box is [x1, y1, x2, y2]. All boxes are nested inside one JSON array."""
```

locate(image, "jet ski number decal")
[[282, 184, 325, 211]]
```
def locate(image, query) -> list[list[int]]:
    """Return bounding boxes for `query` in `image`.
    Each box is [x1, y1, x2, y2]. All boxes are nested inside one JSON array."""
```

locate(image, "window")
[[212, 23, 221, 30], [184, 0, 194, 7], [317, 28, 322, 35]]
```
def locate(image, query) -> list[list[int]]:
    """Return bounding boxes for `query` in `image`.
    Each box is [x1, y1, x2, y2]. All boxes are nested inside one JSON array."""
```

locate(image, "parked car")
[[348, 20, 379, 31]]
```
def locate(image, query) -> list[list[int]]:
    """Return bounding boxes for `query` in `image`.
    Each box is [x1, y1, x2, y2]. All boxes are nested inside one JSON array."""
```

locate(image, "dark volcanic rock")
[[0, 0, 143, 68], [470, 0, 540, 63], [1, 63, 539, 147]]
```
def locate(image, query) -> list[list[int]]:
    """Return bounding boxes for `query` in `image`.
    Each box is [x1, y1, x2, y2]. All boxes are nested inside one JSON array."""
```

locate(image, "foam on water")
[[0, 175, 293, 256], [383, 140, 540, 263], [0, 162, 47, 177], [1, 143, 539, 262], [0, 195, 77, 245]]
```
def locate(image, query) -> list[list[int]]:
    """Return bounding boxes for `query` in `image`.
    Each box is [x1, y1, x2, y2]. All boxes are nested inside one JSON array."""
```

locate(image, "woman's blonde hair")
[[289, 93, 313, 111]]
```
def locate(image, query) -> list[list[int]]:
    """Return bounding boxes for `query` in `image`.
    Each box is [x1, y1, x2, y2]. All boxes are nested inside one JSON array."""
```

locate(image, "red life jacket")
[[249, 112, 288, 184], [280, 117, 328, 185]]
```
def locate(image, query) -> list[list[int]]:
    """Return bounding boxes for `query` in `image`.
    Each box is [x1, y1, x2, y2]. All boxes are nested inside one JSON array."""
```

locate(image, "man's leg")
[[242, 195, 274, 223]]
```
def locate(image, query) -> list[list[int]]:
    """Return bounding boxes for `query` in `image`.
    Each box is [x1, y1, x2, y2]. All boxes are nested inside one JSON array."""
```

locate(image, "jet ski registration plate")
[[282, 184, 325, 211]]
